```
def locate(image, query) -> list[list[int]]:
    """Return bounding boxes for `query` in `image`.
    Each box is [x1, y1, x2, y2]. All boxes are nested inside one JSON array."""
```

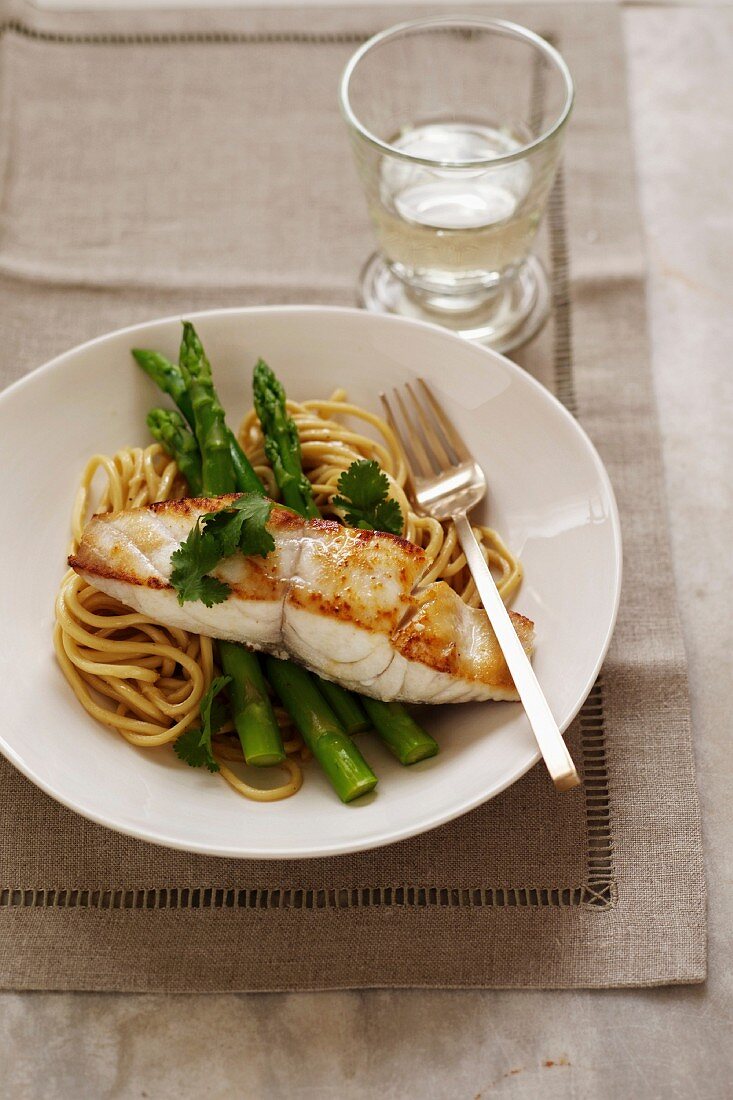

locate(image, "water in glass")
[[373, 121, 538, 298]]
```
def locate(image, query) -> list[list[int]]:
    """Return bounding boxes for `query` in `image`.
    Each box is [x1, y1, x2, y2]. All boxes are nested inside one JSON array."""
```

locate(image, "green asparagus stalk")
[[361, 698, 438, 765], [133, 349, 194, 425], [134, 339, 278, 777], [253, 359, 438, 765], [178, 322, 237, 496], [227, 434, 266, 496], [265, 657, 377, 803], [218, 642, 285, 767], [133, 346, 263, 496], [252, 360, 320, 518], [174, 327, 279, 761], [251, 360, 375, 727], [316, 680, 370, 735], [146, 408, 203, 496]]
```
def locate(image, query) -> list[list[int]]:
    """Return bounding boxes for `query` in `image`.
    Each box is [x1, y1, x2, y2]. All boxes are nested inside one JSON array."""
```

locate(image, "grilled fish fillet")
[[69, 496, 534, 704]]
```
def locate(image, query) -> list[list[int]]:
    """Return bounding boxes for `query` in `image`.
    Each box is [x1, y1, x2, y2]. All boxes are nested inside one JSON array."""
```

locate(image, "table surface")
[[1, 2, 731, 1097]]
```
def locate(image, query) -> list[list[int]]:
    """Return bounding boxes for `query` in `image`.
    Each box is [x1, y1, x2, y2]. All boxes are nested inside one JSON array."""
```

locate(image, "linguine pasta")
[[54, 392, 521, 802]]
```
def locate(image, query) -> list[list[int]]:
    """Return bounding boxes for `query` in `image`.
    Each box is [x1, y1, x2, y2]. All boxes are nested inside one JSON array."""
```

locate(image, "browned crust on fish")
[[70, 498, 424, 580], [306, 516, 427, 560], [68, 542, 171, 589], [145, 497, 423, 556], [147, 494, 241, 516], [147, 495, 305, 530], [286, 588, 414, 632], [68, 497, 301, 586], [224, 559, 284, 603], [392, 587, 534, 689], [286, 522, 425, 633], [69, 550, 172, 589]]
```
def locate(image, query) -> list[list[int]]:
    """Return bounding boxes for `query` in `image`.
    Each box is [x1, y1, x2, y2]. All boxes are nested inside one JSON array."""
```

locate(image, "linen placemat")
[[0, 0, 705, 990]]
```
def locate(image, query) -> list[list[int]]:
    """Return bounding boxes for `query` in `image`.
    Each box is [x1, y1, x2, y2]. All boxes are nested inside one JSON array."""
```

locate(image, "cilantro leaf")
[[170, 494, 275, 605], [200, 495, 273, 559], [371, 498, 405, 535], [173, 726, 219, 772], [201, 675, 231, 740], [332, 460, 404, 536], [231, 494, 276, 558], [170, 519, 230, 606], [193, 574, 232, 607], [174, 675, 231, 773], [336, 459, 389, 511], [200, 507, 245, 560]]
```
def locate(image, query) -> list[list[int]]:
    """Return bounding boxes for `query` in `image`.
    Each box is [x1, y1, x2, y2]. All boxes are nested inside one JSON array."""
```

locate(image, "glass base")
[[358, 254, 550, 354]]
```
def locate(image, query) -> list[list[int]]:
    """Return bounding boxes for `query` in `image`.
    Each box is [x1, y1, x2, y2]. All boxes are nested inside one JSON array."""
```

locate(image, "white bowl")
[[0, 307, 621, 857]]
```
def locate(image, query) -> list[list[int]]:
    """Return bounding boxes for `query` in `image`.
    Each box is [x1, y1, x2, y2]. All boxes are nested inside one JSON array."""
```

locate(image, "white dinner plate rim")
[[0, 305, 622, 857]]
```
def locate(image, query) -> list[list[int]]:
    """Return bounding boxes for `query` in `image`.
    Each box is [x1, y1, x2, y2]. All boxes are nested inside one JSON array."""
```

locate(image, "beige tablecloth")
[[0, 0, 705, 990]]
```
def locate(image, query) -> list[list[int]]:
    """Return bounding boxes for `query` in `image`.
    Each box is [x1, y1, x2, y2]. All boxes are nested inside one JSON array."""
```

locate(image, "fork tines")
[[380, 379, 470, 480]]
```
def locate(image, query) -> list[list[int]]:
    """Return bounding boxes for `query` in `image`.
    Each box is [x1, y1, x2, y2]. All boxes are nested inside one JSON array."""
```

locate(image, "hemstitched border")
[[0, 21, 371, 47]]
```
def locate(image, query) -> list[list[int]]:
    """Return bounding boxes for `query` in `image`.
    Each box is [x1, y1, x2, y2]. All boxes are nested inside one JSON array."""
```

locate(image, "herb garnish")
[[332, 460, 404, 536], [174, 675, 231, 773], [170, 493, 275, 606]]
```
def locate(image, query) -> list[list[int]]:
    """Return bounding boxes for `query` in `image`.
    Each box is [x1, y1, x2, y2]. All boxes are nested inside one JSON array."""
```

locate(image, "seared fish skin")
[[70, 496, 534, 704]]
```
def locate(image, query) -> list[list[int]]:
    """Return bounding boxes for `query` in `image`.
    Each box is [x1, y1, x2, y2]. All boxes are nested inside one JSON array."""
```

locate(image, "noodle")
[[54, 391, 522, 803]]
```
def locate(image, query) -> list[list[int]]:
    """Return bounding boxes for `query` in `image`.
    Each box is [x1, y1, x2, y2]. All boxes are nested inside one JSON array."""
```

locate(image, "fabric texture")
[[0, 0, 706, 990]]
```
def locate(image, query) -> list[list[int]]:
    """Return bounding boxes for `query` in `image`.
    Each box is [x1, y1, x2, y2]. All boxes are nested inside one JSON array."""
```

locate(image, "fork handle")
[[453, 513, 580, 791]]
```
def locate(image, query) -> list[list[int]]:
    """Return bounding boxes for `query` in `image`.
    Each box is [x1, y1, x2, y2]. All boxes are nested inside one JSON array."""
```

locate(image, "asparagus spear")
[[252, 359, 437, 765], [361, 698, 438, 765], [146, 409, 203, 496], [227, 432, 266, 497], [252, 360, 320, 518], [133, 349, 194, 424], [133, 346, 263, 496], [252, 359, 376, 726], [219, 642, 285, 766], [178, 322, 237, 495], [134, 335, 283, 779], [265, 657, 377, 803], [171, 326, 278, 761], [316, 680, 370, 735]]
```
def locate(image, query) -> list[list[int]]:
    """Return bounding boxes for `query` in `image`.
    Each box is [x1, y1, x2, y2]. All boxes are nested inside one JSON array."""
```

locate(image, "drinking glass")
[[339, 17, 574, 351]]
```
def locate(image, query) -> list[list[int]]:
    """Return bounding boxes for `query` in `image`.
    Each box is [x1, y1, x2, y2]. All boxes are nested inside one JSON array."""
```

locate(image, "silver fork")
[[382, 379, 580, 792]]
